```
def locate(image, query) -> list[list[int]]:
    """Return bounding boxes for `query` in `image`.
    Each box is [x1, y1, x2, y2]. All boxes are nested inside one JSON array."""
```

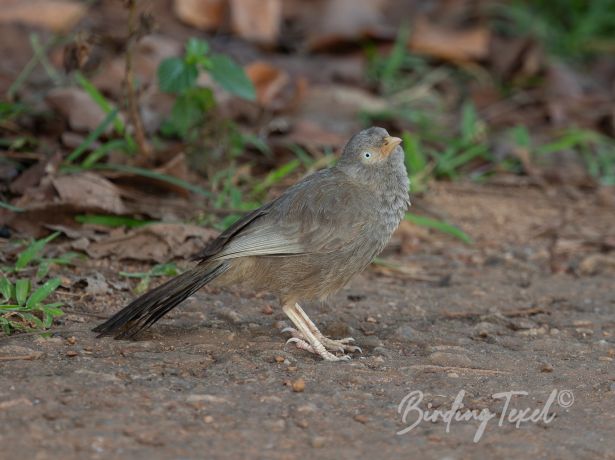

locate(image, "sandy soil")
[[1, 183, 614, 460]]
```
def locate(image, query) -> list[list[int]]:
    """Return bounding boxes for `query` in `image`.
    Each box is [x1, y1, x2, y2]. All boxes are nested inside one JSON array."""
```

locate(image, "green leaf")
[[185, 38, 209, 65], [44, 306, 64, 317], [36, 260, 50, 279], [405, 213, 473, 244], [158, 57, 198, 94], [15, 279, 30, 306], [26, 277, 61, 309], [15, 232, 60, 270], [163, 87, 214, 138], [0, 277, 12, 302], [18, 312, 43, 329], [208, 54, 256, 101]]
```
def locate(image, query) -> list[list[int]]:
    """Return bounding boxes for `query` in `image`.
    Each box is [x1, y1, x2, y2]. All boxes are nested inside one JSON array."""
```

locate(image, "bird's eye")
[[363, 151, 372, 159]]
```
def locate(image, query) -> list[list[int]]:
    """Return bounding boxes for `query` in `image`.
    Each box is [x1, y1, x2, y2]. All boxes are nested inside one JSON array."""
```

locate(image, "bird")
[[93, 127, 410, 361]]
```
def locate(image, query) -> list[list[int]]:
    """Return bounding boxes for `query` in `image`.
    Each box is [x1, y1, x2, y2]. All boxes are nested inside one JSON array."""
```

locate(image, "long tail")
[[93, 262, 229, 339]]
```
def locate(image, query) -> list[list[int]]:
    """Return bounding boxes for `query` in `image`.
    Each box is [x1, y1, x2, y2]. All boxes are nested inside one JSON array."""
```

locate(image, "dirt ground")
[[1, 182, 614, 460]]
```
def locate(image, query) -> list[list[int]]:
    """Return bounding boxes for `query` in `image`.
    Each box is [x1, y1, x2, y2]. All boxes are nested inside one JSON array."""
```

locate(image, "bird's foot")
[[282, 327, 362, 355], [282, 302, 361, 362]]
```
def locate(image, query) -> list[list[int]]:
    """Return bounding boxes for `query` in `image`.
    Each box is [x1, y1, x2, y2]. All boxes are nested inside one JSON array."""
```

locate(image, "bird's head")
[[337, 127, 404, 180]]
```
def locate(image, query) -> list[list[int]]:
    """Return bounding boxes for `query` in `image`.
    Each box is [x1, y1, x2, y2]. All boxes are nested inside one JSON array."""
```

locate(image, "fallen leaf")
[[0, 0, 86, 33], [244, 61, 307, 112], [174, 0, 226, 31], [45, 87, 115, 133], [304, 0, 390, 51], [10, 152, 63, 195], [410, 17, 490, 62], [86, 223, 218, 262], [230, 0, 282, 46], [52, 172, 126, 215]]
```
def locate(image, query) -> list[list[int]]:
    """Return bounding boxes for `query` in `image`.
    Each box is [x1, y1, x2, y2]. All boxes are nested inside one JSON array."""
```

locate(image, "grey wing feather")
[[207, 170, 370, 261]]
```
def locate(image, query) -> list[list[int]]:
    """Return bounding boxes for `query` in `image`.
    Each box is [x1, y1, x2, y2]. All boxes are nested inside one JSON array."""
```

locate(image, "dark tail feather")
[[93, 262, 229, 339]]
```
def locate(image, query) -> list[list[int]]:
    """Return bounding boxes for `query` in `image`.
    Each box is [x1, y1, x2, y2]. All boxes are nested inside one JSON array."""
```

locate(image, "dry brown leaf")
[[52, 173, 126, 215], [45, 87, 116, 133], [86, 223, 218, 262], [230, 0, 281, 45], [174, 0, 226, 31], [410, 17, 490, 62], [0, 0, 86, 33], [245, 62, 289, 107], [304, 0, 389, 51]]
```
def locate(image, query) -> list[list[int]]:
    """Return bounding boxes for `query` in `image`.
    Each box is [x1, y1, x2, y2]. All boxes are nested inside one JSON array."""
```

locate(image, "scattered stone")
[[311, 436, 326, 448], [541, 362, 554, 373], [392, 325, 416, 342], [353, 414, 368, 424], [373, 346, 391, 357], [447, 372, 460, 378], [203, 415, 214, 424], [66, 350, 78, 357], [261, 304, 274, 315], [274, 355, 285, 363], [295, 419, 309, 428], [292, 378, 305, 393], [186, 394, 229, 404], [66, 336, 77, 345]]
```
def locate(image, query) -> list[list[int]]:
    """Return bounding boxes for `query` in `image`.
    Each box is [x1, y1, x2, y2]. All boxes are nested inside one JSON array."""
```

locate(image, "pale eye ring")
[[363, 151, 372, 159]]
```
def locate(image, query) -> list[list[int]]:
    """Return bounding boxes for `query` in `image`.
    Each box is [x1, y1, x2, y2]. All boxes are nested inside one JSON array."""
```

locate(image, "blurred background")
[[1, 0, 614, 232]]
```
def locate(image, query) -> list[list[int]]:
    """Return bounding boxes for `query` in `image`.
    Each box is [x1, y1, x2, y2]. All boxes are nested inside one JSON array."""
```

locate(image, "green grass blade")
[[65, 108, 119, 164], [0, 201, 24, 212], [90, 163, 212, 197], [75, 72, 125, 134], [26, 277, 61, 308], [0, 277, 12, 302], [15, 279, 30, 306], [81, 139, 128, 168], [405, 212, 473, 244], [252, 160, 300, 195], [15, 232, 60, 270]]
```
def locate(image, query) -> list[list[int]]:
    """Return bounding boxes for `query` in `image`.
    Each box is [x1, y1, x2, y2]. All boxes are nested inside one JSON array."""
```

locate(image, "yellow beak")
[[381, 136, 402, 156]]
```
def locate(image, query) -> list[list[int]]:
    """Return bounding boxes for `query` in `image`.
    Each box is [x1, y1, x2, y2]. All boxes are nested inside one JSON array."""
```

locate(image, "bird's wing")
[[200, 170, 371, 261]]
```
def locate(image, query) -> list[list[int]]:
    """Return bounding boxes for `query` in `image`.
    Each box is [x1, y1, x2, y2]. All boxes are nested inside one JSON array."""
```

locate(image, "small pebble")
[[261, 304, 274, 315], [311, 436, 326, 448], [203, 415, 214, 424], [66, 336, 77, 345], [295, 419, 309, 428], [66, 350, 78, 357], [541, 363, 554, 373], [292, 378, 305, 393], [447, 372, 460, 378], [274, 355, 285, 363], [353, 414, 368, 424]]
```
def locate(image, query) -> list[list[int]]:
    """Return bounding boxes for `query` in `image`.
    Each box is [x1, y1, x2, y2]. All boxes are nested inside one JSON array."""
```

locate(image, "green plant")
[[405, 212, 473, 244], [120, 263, 182, 293], [0, 276, 64, 334], [3, 232, 78, 278], [497, 0, 615, 60], [0, 233, 71, 335], [158, 38, 256, 140]]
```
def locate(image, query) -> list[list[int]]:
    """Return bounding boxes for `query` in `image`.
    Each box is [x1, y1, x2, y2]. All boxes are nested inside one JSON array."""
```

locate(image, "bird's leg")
[[293, 303, 361, 354], [282, 303, 350, 362]]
